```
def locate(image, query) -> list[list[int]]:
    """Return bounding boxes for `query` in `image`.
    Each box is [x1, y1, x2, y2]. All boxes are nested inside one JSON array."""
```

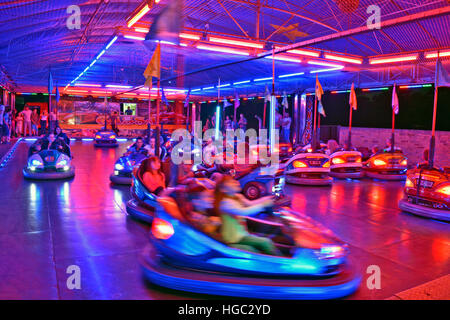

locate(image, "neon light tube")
[[208, 36, 263, 49], [233, 80, 251, 85], [124, 35, 145, 41], [425, 51, 450, 59], [191, 89, 201, 92], [180, 33, 201, 40], [75, 83, 102, 87], [106, 85, 133, 89], [310, 67, 344, 73], [369, 55, 418, 64], [215, 105, 221, 140], [105, 36, 118, 50], [254, 77, 273, 82], [362, 87, 389, 92], [203, 86, 215, 90], [264, 55, 301, 63], [286, 49, 320, 57], [127, 4, 150, 28], [196, 44, 249, 56], [308, 60, 344, 68], [218, 83, 230, 88], [96, 50, 106, 60], [324, 54, 363, 64], [279, 72, 305, 78], [135, 27, 149, 33]]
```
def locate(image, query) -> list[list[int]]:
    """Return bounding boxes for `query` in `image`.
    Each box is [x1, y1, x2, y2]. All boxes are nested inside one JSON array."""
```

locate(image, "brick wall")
[[338, 127, 450, 167]]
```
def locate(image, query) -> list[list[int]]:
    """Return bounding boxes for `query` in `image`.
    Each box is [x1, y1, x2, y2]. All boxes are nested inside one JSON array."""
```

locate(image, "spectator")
[[49, 110, 57, 133], [224, 116, 232, 131], [281, 113, 291, 143], [15, 111, 24, 137], [31, 109, 39, 136], [2, 109, 11, 143], [238, 114, 247, 131], [40, 111, 48, 135], [22, 106, 32, 137]]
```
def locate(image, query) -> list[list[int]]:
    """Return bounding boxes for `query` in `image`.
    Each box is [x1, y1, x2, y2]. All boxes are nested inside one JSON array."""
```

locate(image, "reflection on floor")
[[0, 141, 448, 299]]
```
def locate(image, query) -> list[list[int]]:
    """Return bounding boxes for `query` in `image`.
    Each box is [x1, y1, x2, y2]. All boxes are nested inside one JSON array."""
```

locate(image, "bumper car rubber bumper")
[[140, 244, 361, 299], [330, 171, 364, 179], [126, 199, 154, 223], [365, 171, 406, 180], [286, 175, 333, 186], [399, 199, 449, 222], [94, 141, 118, 148], [23, 166, 75, 180], [109, 174, 132, 185]]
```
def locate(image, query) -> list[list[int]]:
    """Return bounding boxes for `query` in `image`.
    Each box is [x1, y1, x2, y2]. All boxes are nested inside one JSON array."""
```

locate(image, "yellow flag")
[[143, 43, 161, 89], [315, 74, 324, 101]]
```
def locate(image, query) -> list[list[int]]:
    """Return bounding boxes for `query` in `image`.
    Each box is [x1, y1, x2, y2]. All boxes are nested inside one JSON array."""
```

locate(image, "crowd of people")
[[0, 104, 59, 144]]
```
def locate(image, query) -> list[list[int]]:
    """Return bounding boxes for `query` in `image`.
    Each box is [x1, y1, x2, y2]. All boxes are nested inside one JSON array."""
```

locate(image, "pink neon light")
[[286, 49, 320, 57], [265, 55, 302, 63], [324, 54, 362, 64], [425, 51, 450, 59], [208, 36, 263, 49], [369, 55, 418, 64], [308, 60, 343, 68], [180, 33, 201, 40], [196, 44, 250, 56]]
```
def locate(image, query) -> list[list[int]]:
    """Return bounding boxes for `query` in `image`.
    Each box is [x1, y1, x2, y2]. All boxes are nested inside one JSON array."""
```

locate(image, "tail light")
[[332, 157, 345, 165], [356, 157, 362, 163], [373, 159, 387, 166], [323, 161, 330, 168], [293, 160, 307, 168], [307, 148, 313, 153], [436, 184, 450, 196], [110, 135, 116, 139], [151, 218, 174, 240], [95, 135, 101, 139], [401, 159, 407, 166]]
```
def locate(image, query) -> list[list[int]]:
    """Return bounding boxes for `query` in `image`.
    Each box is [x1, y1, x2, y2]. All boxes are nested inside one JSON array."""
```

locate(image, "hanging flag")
[[161, 87, 169, 106], [184, 89, 191, 108], [55, 83, 60, 103], [392, 83, 399, 115], [234, 92, 240, 109], [145, 0, 183, 45], [282, 91, 289, 109], [318, 100, 326, 117], [349, 83, 357, 110], [315, 75, 324, 101], [223, 99, 232, 108], [264, 86, 271, 102], [143, 43, 161, 89], [48, 71, 54, 94], [435, 58, 450, 87]]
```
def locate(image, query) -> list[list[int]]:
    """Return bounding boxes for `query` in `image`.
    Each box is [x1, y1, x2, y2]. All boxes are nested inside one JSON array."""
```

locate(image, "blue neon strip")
[[233, 80, 251, 85], [254, 77, 272, 82], [279, 72, 305, 78]]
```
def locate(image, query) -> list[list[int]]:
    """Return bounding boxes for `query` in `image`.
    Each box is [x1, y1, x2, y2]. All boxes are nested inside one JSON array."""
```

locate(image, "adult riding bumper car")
[[94, 130, 118, 147], [110, 152, 147, 185], [23, 149, 75, 180], [284, 146, 332, 186], [329, 151, 364, 179], [140, 197, 361, 299], [364, 151, 407, 180], [399, 167, 450, 221]]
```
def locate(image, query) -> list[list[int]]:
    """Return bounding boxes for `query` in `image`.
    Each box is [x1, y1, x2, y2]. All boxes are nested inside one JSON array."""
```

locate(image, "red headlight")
[[151, 218, 174, 240]]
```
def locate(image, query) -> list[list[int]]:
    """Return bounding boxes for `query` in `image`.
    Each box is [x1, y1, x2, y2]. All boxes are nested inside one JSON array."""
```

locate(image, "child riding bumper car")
[[364, 151, 407, 180], [329, 150, 363, 179], [94, 130, 118, 147], [140, 196, 361, 299], [399, 167, 450, 221], [284, 145, 332, 186], [23, 149, 75, 180]]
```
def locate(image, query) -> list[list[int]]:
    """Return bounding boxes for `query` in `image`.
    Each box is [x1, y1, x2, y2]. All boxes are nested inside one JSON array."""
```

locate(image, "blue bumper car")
[[110, 152, 148, 185], [94, 130, 118, 147], [140, 198, 361, 299], [23, 149, 75, 180]]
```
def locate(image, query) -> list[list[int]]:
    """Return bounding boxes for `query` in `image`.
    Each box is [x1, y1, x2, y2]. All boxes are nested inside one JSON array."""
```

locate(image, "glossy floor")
[[0, 141, 448, 299]]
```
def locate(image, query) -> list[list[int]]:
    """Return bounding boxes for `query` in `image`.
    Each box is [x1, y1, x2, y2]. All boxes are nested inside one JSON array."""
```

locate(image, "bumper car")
[[110, 152, 148, 185], [140, 197, 361, 299], [126, 158, 172, 223], [23, 149, 75, 180], [94, 130, 118, 147], [364, 151, 407, 180], [284, 146, 332, 186], [329, 151, 364, 179], [399, 167, 450, 221]]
